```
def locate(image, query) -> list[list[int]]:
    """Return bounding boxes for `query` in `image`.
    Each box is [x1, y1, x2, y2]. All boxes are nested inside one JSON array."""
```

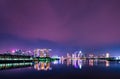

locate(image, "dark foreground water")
[[0, 59, 120, 79]]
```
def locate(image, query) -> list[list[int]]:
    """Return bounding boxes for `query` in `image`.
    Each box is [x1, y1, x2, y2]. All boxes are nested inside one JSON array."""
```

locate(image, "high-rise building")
[[72, 54, 75, 59], [34, 49, 51, 57], [78, 51, 83, 58], [39, 49, 44, 57], [106, 53, 110, 58], [67, 53, 71, 59], [34, 49, 40, 57]]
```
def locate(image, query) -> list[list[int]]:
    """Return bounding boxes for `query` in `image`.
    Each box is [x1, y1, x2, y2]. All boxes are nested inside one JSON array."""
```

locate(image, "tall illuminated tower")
[[34, 49, 51, 57], [106, 53, 110, 58], [39, 49, 44, 57], [67, 53, 71, 59], [78, 51, 83, 58], [34, 49, 40, 57]]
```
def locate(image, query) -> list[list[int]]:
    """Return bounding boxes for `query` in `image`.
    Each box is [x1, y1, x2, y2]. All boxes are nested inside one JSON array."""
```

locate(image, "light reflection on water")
[[59, 59, 111, 69], [0, 59, 119, 71], [34, 62, 52, 71], [1, 60, 120, 79], [0, 62, 33, 70]]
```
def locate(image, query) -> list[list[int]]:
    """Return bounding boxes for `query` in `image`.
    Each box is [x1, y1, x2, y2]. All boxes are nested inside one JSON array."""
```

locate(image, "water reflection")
[[0, 60, 120, 79], [53, 60, 59, 64], [34, 62, 52, 71], [67, 59, 71, 66], [89, 59, 94, 66], [0, 62, 33, 70], [78, 59, 82, 69], [105, 60, 110, 67], [61, 59, 111, 69], [34, 60, 110, 69], [0, 59, 112, 71]]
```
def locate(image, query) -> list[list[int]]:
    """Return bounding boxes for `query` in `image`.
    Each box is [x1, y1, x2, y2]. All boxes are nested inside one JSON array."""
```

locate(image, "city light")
[[106, 53, 110, 58], [12, 50, 15, 53], [115, 56, 120, 60], [51, 55, 60, 59], [53, 60, 59, 64]]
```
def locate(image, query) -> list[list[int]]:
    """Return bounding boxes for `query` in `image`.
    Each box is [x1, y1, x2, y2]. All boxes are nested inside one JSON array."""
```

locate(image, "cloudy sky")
[[0, 0, 120, 54]]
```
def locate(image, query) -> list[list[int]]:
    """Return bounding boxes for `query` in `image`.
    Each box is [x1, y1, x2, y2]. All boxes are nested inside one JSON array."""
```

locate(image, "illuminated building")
[[52, 55, 60, 59], [74, 53, 77, 59], [24, 51, 32, 56], [34, 49, 40, 57], [72, 54, 75, 59], [115, 56, 120, 60], [39, 49, 44, 57], [12, 50, 15, 54], [78, 51, 83, 59], [89, 54, 94, 58], [44, 49, 51, 57], [106, 53, 110, 58], [61, 56, 64, 60], [61, 56, 64, 64], [34, 49, 51, 57], [14, 49, 23, 55], [67, 53, 71, 59]]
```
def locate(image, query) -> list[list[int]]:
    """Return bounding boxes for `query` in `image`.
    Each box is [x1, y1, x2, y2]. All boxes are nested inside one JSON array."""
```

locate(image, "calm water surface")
[[0, 59, 120, 79]]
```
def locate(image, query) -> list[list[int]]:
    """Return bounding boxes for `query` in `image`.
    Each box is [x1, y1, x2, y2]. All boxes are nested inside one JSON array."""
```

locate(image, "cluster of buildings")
[[33, 49, 51, 57], [3, 49, 52, 58], [1, 49, 111, 60], [0, 49, 52, 61], [66, 51, 110, 59], [66, 51, 83, 59]]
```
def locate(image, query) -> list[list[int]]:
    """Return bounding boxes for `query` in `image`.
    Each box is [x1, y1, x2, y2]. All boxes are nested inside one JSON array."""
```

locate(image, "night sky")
[[0, 0, 120, 55]]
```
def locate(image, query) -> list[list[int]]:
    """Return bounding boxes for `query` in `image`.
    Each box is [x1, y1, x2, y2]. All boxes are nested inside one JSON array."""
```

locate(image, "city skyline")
[[0, 0, 120, 55], [1, 1, 120, 79]]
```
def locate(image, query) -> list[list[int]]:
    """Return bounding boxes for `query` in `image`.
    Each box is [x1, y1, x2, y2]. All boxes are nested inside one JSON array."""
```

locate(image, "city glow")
[[51, 55, 60, 59], [106, 53, 110, 58], [53, 61, 59, 64]]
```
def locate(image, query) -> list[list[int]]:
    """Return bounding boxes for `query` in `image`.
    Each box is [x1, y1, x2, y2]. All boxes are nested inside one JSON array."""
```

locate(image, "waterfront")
[[0, 60, 120, 79]]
